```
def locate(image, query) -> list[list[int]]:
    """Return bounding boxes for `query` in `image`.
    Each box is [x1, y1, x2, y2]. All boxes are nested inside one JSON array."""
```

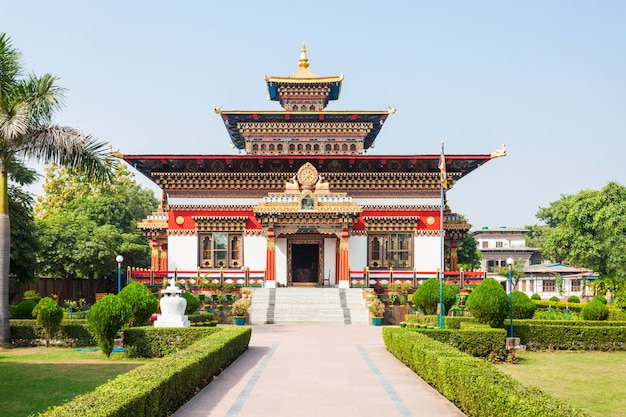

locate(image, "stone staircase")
[[248, 287, 369, 325]]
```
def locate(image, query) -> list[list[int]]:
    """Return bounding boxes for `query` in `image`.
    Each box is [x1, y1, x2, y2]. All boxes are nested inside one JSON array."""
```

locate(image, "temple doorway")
[[288, 239, 323, 286]]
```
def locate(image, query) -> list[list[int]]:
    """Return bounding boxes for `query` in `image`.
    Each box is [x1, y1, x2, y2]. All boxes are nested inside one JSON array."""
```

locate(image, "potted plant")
[[367, 298, 385, 326], [231, 299, 250, 325]]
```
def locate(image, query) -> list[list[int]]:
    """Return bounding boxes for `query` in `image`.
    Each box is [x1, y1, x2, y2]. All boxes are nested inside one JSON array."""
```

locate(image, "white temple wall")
[[169, 197, 260, 206], [324, 238, 337, 285], [243, 235, 266, 270], [414, 235, 441, 271], [349, 236, 367, 271], [168, 234, 197, 271], [275, 238, 288, 286]]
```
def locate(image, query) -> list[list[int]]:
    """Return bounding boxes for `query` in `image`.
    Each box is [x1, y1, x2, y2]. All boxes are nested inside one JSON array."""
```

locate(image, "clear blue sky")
[[3, 1, 625, 229]]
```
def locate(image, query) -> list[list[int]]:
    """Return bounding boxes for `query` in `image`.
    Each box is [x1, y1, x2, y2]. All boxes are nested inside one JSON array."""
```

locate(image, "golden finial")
[[299, 42, 309, 69], [490, 144, 507, 158]]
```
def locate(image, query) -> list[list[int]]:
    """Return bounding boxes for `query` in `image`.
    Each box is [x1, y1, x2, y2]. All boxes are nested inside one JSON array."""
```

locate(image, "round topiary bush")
[[118, 281, 158, 327], [465, 278, 509, 328], [512, 290, 536, 319], [580, 299, 609, 320], [567, 295, 581, 303], [87, 294, 130, 357], [530, 293, 541, 300], [182, 291, 200, 314], [10, 299, 37, 319], [411, 278, 456, 315], [549, 296, 560, 302], [593, 295, 607, 304]]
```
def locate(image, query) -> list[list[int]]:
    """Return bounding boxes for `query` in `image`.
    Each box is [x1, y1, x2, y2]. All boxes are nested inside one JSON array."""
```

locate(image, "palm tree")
[[0, 33, 112, 344]]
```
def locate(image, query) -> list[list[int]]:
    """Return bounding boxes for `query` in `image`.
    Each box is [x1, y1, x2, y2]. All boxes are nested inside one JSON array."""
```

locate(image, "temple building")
[[123, 45, 500, 288]]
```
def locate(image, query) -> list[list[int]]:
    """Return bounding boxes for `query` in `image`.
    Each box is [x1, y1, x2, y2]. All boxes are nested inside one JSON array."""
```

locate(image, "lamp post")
[[116, 255, 124, 294], [506, 257, 514, 338], [438, 268, 443, 329]]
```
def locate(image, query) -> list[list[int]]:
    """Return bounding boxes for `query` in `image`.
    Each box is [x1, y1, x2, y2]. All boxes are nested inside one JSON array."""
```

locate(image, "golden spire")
[[299, 43, 309, 69]]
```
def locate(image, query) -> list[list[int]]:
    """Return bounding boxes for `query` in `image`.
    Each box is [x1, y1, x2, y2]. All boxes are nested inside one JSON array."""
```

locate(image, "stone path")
[[173, 325, 466, 417]]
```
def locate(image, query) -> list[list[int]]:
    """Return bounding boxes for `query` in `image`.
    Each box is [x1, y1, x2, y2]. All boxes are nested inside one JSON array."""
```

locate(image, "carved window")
[[350, 144, 356, 153], [325, 144, 332, 153], [199, 233, 242, 269], [277, 144, 284, 153], [292, 105, 298, 111], [368, 233, 412, 269], [313, 144, 320, 152]]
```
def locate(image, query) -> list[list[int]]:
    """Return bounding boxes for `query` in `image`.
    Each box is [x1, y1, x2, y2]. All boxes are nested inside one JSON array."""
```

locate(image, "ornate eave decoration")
[[193, 216, 248, 232], [363, 216, 420, 233], [253, 163, 362, 228]]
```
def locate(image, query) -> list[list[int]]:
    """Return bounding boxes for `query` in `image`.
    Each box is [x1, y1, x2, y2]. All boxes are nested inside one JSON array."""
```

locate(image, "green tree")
[[411, 278, 456, 315], [118, 282, 157, 327], [456, 234, 482, 271], [87, 294, 130, 357], [8, 165, 39, 300], [494, 259, 526, 289], [535, 182, 626, 299], [35, 162, 157, 283], [0, 33, 112, 344], [32, 297, 63, 347], [466, 278, 509, 328]]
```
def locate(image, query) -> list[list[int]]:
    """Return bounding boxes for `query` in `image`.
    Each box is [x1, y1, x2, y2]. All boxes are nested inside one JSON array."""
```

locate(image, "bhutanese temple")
[[122, 45, 502, 288]]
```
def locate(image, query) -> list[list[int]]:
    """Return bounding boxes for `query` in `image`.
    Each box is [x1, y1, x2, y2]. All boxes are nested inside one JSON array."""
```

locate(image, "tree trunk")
[[0, 215, 10, 345], [0, 165, 10, 344]]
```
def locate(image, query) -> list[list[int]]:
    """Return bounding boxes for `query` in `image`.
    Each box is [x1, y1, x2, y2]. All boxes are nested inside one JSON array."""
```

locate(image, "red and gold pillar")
[[450, 240, 458, 272], [338, 227, 350, 288], [159, 243, 168, 271], [265, 227, 276, 288], [150, 240, 160, 271]]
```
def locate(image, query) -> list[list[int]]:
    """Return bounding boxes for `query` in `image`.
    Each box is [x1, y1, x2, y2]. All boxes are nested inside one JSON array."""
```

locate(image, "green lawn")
[[0, 346, 147, 417], [497, 350, 626, 417]]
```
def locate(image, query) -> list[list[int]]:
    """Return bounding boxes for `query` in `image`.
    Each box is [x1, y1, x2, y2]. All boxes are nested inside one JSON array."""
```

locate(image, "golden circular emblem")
[[175, 216, 185, 225], [297, 163, 318, 187], [426, 216, 436, 225]]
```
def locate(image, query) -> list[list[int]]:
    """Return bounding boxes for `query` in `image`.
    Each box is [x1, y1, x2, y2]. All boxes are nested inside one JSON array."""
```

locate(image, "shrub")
[[549, 296, 560, 302], [367, 298, 385, 317], [23, 290, 41, 302], [118, 281, 158, 327], [466, 278, 508, 328], [10, 299, 37, 319], [512, 290, 536, 319], [594, 295, 607, 304], [412, 278, 456, 315], [87, 294, 130, 357], [232, 299, 250, 316], [531, 293, 541, 300], [567, 295, 581, 303], [32, 297, 64, 347], [580, 299, 609, 321], [182, 291, 200, 314]]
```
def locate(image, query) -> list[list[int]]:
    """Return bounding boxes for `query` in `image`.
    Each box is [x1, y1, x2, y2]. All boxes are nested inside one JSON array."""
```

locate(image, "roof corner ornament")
[[387, 106, 397, 114], [490, 144, 506, 158], [108, 144, 124, 158], [214, 106, 222, 114]]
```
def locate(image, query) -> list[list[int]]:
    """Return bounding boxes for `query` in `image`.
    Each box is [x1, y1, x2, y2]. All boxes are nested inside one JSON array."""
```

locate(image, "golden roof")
[[264, 43, 343, 84]]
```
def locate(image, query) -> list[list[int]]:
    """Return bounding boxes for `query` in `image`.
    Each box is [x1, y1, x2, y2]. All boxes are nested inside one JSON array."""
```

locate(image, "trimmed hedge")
[[383, 328, 588, 417], [406, 327, 506, 358], [39, 326, 251, 417], [511, 321, 626, 351], [10, 319, 95, 347], [123, 327, 221, 358]]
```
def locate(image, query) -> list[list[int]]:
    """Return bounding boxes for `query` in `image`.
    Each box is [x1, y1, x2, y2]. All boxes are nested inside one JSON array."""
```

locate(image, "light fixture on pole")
[[506, 257, 514, 338], [116, 255, 124, 294]]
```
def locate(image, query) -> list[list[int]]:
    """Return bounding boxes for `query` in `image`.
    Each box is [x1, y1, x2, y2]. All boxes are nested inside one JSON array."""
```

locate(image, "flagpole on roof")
[[438, 141, 447, 329]]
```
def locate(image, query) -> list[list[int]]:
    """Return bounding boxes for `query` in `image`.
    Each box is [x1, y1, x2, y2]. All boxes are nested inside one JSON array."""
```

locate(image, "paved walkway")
[[173, 325, 466, 417]]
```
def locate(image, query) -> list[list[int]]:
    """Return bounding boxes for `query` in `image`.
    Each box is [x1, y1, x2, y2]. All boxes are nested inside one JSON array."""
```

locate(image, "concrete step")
[[249, 287, 369, 325]]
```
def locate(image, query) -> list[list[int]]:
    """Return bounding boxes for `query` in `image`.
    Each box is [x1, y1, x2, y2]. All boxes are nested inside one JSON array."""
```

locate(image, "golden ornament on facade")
[[426, 216, 436, 225], [175, 216, 185, 225]]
